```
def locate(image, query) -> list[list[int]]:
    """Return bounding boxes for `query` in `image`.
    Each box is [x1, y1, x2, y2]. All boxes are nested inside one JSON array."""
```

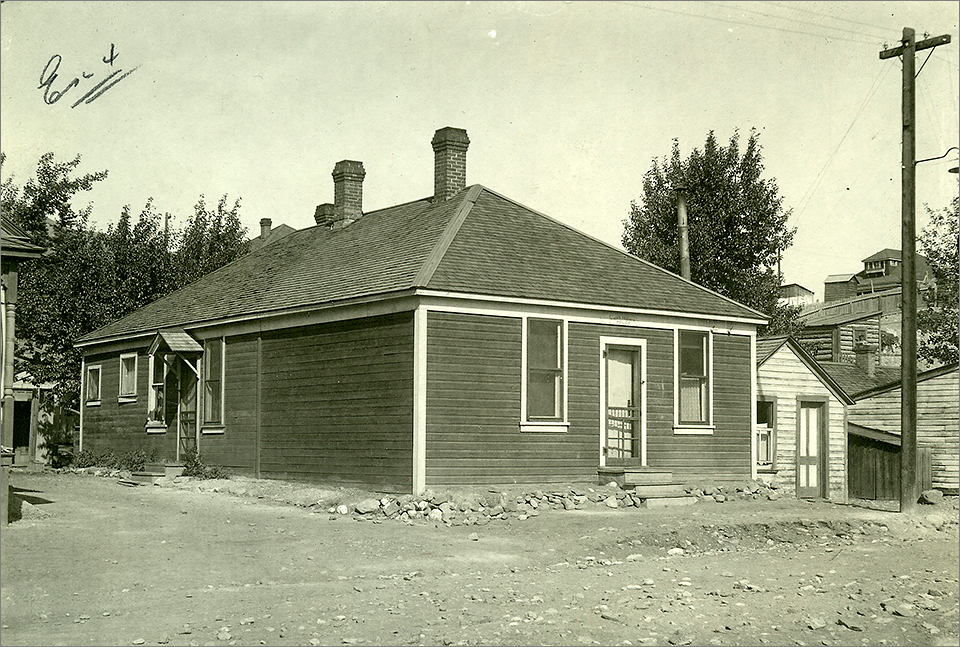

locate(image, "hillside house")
[[823, 248, 933, 303], [777, 283, 815, 308], [795, 310, 882, 363], [75, 128, 767, 494]]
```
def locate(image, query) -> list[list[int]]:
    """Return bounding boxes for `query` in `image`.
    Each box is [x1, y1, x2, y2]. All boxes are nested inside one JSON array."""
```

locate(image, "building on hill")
[[794, 310, 882, 364], [75, 127, 767, 494], [823, 249, 933, 303], [777, 283, 815, 308]]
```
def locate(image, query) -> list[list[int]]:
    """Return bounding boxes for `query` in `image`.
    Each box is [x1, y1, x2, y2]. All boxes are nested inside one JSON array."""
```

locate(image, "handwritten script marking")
[[38, 44, 138, 108]]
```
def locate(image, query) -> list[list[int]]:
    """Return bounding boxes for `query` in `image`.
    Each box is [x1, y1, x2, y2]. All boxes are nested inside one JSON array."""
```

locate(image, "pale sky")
[[2, 1, 958, 302]]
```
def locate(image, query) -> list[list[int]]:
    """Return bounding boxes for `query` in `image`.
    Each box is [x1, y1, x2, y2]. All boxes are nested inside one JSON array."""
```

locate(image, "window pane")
[[86, 368, 100, 401], [153, 354, 165, 383], [203, 340, 223, 425], [757, 401, 773, 426], [679, 377, 706, 423], [205, 340, 222, 377], [680, 331, 706, 376], [528, 370, 560, 418], [120, 356, 136, 395], [204, 382, 221, 424], [528, 320, 560, 370]]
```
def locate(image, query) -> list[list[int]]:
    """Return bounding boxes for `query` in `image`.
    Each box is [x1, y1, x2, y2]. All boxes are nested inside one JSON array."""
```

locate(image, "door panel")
[[797, 401, 826, 498]]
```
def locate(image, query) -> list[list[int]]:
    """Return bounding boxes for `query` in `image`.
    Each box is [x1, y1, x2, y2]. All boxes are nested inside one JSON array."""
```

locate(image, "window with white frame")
[[119, 353, 137, 399], [678, 330, 710, 425], [756, 398, 776, 467], [203, 338, 224, 426], [85, 365, 101, 405], [525, 318, 564, 422]]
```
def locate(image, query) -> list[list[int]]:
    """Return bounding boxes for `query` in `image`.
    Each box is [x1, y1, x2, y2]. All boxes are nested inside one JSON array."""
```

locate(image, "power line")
[[703, 0, 892, 44], [793, 64, 893, 225], [756, 0, 893, 39], [619, 1, 881, 46]]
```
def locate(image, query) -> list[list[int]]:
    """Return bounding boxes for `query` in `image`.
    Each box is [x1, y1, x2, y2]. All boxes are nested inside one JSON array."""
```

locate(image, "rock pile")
[[683, 479, 781, 502]]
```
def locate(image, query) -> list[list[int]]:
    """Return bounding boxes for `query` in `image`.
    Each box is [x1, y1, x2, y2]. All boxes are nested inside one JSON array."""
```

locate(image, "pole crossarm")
[[880, 34, 951, 59]]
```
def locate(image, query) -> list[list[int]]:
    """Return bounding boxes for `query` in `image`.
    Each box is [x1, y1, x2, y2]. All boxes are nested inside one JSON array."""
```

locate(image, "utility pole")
[[676, 188, 691, 281], [880, 28, 951, 513]]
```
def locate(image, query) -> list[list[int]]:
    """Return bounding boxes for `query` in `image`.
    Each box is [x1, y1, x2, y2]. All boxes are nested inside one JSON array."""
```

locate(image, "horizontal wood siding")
[[197, 334, 257, 473], [795, 329, 834, 362], [847, 369, 959, 493], [258, 313, 414, 491], [81, 348, 176, 462], [836, 320, 880, 363], [657, 333, 753, 484], [757, 346, 846, 501]]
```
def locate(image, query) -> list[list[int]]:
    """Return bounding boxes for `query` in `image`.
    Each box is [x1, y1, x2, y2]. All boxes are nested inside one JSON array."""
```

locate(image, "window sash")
[[86, 366, 101, 402], [119, 354, 137, 397], [678, 331, 709, 424], [526, 319, 564, 421], [149, 354, 167, 423], [203, 339, 224, 425]]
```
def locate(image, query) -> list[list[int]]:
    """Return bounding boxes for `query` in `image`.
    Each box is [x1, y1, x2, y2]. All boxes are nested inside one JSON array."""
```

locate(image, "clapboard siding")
[[425, 313, 753, 486], [653, 333, 753, 483], [847, 368, 959, 493], [197, 334, 258, 473], [757, 345, 847, 501], [258, 312, 414, 491], [796, 319, 879, 363], [81, 348, 176, 461]]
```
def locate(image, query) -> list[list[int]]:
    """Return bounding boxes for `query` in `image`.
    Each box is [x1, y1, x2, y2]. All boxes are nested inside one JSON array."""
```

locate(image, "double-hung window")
[[756, 398, 776, 468], [85, 365, 101, 405], [677, 329, 711, 429], [119, 353, 137, 401], [202, 338, 224, 428], [522, 318, 566, 431]]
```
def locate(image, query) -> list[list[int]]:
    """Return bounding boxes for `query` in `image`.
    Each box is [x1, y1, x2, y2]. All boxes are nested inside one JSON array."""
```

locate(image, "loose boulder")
[[919, 490, 943, 505]]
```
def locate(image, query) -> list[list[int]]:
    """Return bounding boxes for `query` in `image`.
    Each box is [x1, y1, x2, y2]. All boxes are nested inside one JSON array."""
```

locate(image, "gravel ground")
[[1, 469, 958, 647]]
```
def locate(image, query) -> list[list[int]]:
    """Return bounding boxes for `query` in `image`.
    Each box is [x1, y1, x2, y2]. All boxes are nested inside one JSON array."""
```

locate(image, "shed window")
[[756, 399, 776, 467], [119, 353, 137, 399], [203, 338, 224, 426], [678, 330, 709, 425], [85, 365, 101, 405]]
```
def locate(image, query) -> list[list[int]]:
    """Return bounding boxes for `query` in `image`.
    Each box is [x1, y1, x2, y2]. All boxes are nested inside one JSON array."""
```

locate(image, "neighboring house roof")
[[848, 422, 901, 446], [778, 283, 813, 296], [76, 185, 765, 346], [818, 361, 902, 400], [248, 223, 296, 252], [798, 309, 881, 327], [852, 362, 959, 401], [756, 335, 855, 405], [1, 216, 46, 259], [824, 273, 857, 283], [862, 248, 901, 263]]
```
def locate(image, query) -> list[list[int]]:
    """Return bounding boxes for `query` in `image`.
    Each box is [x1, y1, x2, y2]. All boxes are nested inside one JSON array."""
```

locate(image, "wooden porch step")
[[598, 466, 674, 487], [641, 495, 697, 508], [629, 483, 689, 498]]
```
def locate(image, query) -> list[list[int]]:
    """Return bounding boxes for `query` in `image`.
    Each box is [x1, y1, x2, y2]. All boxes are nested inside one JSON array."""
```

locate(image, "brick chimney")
[[314, 203, 335, 226], [329, 160, 365, 228], [431, 127, 470, 201], [855, 342, 878, 378], [259, 218, 272, 239]]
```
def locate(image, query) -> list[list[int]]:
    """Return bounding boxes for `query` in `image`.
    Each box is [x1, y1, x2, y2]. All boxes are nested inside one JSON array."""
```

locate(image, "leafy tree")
[[107, 199, 176, 319], [174, 194, 248, 286], [622, 130, 797, 336], [1, 152, 108, 245], [917, 196, 959, 366]]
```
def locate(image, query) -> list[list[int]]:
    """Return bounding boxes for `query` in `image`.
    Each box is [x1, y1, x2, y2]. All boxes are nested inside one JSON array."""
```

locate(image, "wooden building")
[[756, 336, 854, 501], [846, 363, 959, 496], [76, 128, 766, 494], [795, 310, 882, 363]]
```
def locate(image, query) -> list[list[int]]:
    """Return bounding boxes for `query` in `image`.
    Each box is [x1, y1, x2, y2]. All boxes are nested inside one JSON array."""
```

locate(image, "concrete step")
[[130, 471, 164, 485]]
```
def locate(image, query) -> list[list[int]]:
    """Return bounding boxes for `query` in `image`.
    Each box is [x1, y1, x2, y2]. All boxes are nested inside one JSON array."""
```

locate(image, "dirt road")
[[2, 470, 958, 647]]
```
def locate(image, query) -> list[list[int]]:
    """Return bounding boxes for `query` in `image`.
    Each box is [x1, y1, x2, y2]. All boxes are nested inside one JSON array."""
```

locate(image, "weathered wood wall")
[[257, 313, 414, 491], [197, 334, 258, 473], [80, 348, 176, 462], [847, 368, 958, 494], [757, 345, 847, 501]]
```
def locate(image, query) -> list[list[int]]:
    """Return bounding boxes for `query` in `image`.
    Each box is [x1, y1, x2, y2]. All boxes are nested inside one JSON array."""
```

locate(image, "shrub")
[[71, 448, 157, 472], [181, 450, 229, 480]]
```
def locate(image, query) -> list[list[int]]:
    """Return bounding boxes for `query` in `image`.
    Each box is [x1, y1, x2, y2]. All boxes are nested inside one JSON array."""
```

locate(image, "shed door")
[[604, 347, 643, 464], [797, 401, 827, 498]]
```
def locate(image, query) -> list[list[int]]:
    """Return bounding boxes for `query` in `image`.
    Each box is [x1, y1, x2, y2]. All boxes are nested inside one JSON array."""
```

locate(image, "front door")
[[604, 346, 643, 465], [178, 361, 198, 460], [797, 401, 827, 498]]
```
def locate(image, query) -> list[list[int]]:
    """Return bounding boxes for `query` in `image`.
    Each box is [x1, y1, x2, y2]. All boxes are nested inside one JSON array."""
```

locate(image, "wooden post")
[[880, 28, 952, 513]]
